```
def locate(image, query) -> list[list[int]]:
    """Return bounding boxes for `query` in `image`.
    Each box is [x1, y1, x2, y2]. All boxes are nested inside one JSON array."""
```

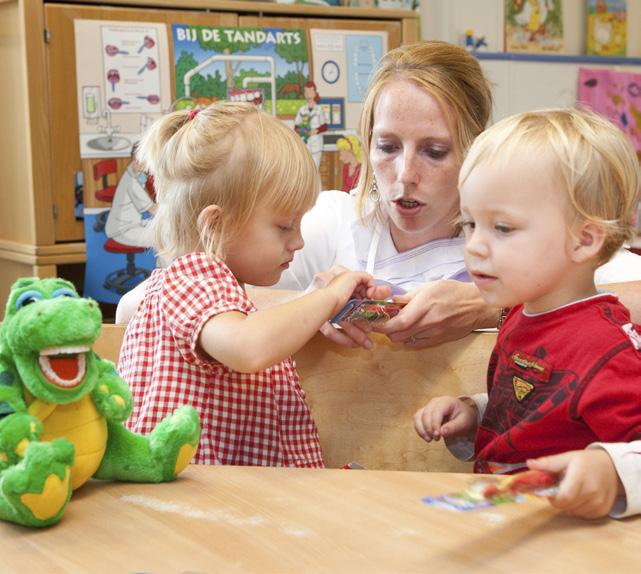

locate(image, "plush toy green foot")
[[0, 439, 74, 527], [0, 277, 201, 527], [95, 405, 200, 483]]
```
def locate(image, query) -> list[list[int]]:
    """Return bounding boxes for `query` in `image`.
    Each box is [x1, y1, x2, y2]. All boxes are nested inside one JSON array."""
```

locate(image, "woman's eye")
[[278, 225, 293, 232], [375, 143, 397, 154], [426, 147, 449, 160]]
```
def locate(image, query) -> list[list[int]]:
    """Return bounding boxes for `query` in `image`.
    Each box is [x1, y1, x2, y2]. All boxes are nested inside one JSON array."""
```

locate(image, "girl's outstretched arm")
[[199, 271, 389, 373]]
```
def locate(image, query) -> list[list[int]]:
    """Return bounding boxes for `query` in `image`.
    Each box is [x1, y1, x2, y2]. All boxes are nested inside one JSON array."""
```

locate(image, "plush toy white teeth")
[[40, 345, 90, 356], [38, 346, 89, 388]]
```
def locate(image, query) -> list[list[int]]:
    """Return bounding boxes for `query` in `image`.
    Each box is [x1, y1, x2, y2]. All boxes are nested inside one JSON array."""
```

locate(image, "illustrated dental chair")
[[93, 159, 117, 202], [93, 159, 117, 232], [102, 238, 151, 296]]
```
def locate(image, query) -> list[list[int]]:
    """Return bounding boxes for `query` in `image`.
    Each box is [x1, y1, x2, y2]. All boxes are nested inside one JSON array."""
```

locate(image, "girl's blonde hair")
[[336, 135, 363, 163], [459, 107, 641, 264], [357, 41, 493, 220], [136, 101, 320, 261]]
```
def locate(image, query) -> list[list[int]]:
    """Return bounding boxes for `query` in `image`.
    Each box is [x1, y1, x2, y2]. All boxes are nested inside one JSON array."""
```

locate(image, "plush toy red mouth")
[[38, 345, 90, 388]]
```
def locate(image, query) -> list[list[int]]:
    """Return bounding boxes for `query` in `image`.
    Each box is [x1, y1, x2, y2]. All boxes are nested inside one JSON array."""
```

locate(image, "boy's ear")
[[571, 221, 607, 263], [197, 204, 222, 233]]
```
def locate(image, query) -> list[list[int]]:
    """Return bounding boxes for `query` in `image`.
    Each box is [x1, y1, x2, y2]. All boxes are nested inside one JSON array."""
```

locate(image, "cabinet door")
[[240, 15, 400, 191], [45, 4, 237, 242]]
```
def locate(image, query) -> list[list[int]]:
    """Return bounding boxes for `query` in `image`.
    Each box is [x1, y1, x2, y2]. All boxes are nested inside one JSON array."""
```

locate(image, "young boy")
[[414, 108, 641, 519]]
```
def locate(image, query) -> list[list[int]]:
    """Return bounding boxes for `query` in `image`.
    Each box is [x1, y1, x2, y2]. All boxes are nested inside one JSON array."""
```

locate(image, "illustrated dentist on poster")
[[294, 81, 328, 167], [105, 154, 157, 247]]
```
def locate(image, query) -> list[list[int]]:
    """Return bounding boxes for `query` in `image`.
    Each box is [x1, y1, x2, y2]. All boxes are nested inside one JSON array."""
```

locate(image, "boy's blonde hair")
[[357, 41, 493, 220], [459, 107, 640, 264], [136, 101, 320, 261]]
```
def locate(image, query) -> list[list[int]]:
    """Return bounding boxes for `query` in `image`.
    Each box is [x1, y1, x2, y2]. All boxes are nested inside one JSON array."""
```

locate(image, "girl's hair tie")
[[188, 108, 201, 121]]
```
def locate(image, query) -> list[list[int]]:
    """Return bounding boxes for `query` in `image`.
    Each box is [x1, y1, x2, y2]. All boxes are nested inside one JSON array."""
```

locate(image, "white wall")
[[418, 0, 641, 121]]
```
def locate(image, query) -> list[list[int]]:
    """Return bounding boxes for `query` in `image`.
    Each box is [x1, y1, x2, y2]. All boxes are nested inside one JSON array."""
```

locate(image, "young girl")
[[119, 102, 387, 468]]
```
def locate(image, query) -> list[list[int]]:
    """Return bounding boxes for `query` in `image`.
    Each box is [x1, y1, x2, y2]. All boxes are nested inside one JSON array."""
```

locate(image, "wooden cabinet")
[[0, 0, 418, 312]]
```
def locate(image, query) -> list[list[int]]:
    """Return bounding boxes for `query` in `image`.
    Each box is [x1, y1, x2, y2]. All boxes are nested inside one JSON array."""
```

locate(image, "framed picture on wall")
[[586, 0, 627, 57], [504, 0, 564, 53]]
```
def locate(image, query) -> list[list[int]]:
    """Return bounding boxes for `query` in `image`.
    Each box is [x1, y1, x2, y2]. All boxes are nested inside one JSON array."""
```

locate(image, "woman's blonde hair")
[[357, 41, 493, 220], [336, 135, 363, 163], [459, 107, 640, 264], [136, 101, 320, 261]]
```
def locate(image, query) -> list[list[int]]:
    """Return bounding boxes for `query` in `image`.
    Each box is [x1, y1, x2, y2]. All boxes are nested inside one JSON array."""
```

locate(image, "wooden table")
[[1, 466, 638, 573]]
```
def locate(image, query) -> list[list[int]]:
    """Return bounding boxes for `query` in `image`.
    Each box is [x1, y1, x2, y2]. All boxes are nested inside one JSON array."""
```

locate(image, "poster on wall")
[[308, 28, 387, 192], [172, 24, 323, 164], [504, 0, 564, 53], [586, 0, 627, 57], [578, 67, 641, 151], [74, 20, 171, 304], [172, 25, 309, 114]]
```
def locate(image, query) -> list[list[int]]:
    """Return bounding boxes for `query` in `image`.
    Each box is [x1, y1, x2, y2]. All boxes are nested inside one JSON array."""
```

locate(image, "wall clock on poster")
[[321, 59, 340, 84]]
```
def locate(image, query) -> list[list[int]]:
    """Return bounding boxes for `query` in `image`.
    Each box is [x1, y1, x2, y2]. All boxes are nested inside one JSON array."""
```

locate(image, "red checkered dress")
[[120, 252, 324, 467]]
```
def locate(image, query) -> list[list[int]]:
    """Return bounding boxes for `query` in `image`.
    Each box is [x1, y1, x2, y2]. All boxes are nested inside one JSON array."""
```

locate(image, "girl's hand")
[[527, 449, 622, 519], [324, 270, 390, 306], [306, 265, 350, 294], [319, 318, 374, 349], [414, 396, 478, 443], [312, 268, 391, 349], [374, 280, 497, 348]]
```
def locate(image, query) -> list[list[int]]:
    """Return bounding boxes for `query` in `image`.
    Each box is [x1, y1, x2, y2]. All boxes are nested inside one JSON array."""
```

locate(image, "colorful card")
[[423, 470, 559, 512], [341, 461, 366, 470], [330, 299, 404, 325]]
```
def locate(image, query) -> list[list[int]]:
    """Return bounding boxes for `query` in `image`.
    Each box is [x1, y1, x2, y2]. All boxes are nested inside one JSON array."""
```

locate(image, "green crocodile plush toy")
[[0, 277, 201, 527]]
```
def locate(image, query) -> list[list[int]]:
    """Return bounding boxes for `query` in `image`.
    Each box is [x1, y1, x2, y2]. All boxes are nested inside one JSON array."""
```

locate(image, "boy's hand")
[[527, 449, 622, 519], [414, 396, 478, 443]]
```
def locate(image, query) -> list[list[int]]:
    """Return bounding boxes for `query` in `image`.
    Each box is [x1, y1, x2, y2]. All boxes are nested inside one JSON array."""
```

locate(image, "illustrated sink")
[[86, 136, 131, 151]]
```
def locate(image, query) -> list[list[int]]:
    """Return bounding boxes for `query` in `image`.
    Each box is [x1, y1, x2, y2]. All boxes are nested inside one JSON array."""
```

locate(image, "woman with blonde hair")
[[276, 40, 641, 349]]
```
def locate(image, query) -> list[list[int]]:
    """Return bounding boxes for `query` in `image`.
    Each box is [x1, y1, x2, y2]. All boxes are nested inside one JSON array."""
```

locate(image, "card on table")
[[330, 299, 404, 326], [422, 470, 559, 512]]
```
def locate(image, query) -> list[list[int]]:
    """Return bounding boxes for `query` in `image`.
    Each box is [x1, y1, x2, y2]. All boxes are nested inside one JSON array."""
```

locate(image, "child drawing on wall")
[[336, 135, 363, 193]]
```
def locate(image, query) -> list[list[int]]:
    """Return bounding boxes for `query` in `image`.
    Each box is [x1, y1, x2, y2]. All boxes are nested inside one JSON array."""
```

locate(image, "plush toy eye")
[[15, 290, 43, 309], [52, 288, 78, 299]]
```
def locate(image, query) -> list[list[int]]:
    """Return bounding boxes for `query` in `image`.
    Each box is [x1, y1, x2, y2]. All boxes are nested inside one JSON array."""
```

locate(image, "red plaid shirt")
[[119, 252, 324, 467]]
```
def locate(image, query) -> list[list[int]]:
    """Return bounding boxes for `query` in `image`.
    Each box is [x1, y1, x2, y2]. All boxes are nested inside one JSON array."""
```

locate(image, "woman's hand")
[[374, 280, 497, 348], [527, 449, 622, 519]]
